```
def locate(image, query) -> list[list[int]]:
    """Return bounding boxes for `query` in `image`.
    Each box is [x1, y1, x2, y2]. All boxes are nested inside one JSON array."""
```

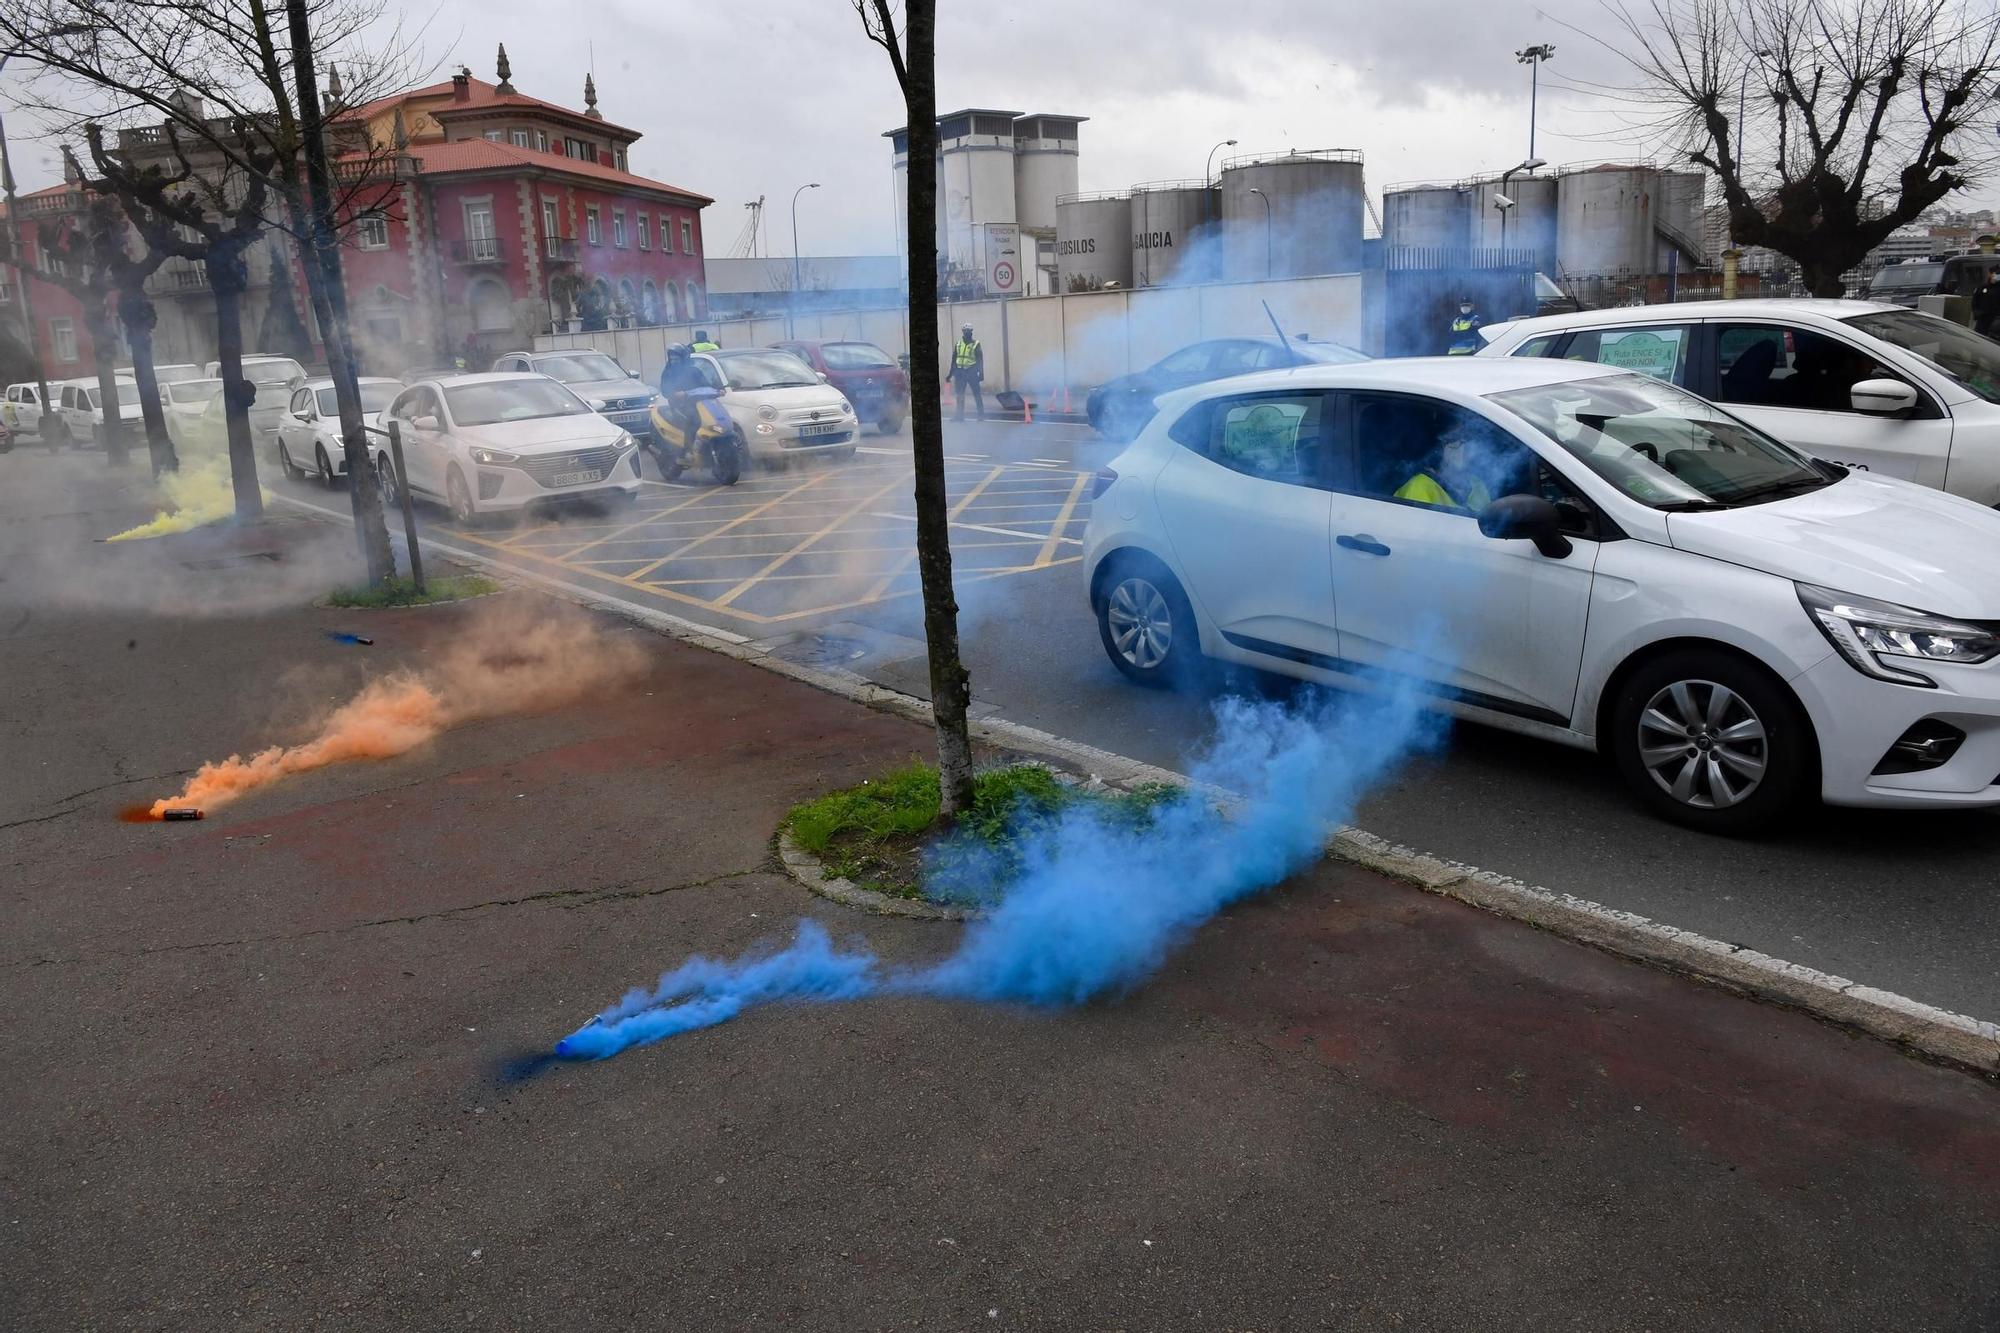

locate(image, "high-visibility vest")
[[692, 340, 719, 353], [954, 339, 980, 369], [1394, 471, 1491, 512]]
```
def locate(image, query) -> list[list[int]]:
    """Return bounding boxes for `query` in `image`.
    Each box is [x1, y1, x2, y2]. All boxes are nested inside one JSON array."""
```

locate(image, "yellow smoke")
[[106, 457, 256, 542]]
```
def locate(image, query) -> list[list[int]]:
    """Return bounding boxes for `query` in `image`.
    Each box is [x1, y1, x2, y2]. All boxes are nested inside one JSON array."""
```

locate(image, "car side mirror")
[[818, 371, 830, 383], [1478, 494, 1573, 559], [411, 414, 441, 432], [1850, 378, 1918, 414]]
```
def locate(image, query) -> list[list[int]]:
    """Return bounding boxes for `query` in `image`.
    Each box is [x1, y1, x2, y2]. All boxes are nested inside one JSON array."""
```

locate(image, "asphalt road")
[[263, 415, 2000, 1025]]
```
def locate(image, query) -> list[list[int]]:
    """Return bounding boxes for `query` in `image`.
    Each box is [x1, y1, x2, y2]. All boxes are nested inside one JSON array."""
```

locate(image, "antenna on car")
[[1260, 299, 1289, 345]]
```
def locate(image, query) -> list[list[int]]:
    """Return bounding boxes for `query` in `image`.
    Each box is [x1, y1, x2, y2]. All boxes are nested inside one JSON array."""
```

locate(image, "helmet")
[[667, 343, 690, 362]]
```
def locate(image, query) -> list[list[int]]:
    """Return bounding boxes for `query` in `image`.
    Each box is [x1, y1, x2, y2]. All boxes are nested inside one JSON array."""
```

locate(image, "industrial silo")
[[1013, 115, 1084, 233], [1056, 191, 1133, 291], [937, 108, 1022, 276], [1382, 183, 1471, 253], [1555, 164, 1662, 277], [1467, 172, 1558, 268], [1129, 180, 1217, 286], [1217, 148, 1366, 281]]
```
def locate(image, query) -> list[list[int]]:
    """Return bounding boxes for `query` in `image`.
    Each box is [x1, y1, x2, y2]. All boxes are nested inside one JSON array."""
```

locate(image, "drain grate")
[[772, 633, 871, 668]]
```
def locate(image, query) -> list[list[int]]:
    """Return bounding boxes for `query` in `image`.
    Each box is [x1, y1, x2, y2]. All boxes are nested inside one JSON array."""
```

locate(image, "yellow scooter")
[[647, 388, 743, 486]]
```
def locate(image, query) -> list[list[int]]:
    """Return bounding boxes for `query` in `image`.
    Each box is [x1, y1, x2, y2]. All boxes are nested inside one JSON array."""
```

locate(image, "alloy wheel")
[[1636, 679, 1769, 810], [1106, 576, 1173, 671]]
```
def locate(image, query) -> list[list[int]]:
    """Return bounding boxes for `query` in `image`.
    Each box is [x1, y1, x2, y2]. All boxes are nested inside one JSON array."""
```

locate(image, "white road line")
[[856, 446, 904, 457], [867, 509, 1082, 546], [1030, 457, 1065, 464]]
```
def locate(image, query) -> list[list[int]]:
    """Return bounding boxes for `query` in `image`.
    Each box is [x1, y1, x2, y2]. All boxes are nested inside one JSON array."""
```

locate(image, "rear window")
[[821, 342, 896, 371]]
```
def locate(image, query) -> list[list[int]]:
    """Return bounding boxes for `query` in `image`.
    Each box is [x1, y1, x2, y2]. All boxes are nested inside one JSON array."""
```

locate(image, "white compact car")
[[380, 373, 643, 523], [1477, 299, 2000, 506], [202, 356, 307, 439], [1084, 356, 2000, 832], [161, 378, 223, 446], [695, 348, 858, 463], [276, 376, 403, 485]]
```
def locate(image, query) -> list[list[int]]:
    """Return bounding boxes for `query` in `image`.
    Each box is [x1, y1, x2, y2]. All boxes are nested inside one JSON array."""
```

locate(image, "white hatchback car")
[[275, 376, 403, 485], [1478, 299, 2000, 506], [695, 348, 858, 463], [380, 373, 643, 523], [1084, 357, 2000, 832], [161, 378, 223, 445]]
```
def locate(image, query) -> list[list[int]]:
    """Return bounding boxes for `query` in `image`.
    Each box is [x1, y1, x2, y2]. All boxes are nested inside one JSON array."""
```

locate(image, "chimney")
[[451, 67, 471, 102]]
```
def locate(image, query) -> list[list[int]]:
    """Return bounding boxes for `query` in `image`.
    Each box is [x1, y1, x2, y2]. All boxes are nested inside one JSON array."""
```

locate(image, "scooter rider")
[[657, 343, 708, 463]]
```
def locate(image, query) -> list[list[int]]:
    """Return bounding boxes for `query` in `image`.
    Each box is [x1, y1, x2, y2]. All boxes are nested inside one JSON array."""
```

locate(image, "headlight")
[[469, 446, 519, 465], [757, 404, 778, 422], [1797, 582, 2000, 688], [614, 431, 637, 451], [755, 421, 775, 435], [839, 398, 855, 416]]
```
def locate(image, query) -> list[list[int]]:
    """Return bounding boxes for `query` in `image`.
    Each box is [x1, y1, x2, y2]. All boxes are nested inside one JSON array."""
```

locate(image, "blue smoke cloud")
[[553, 680, 1445, 1062]]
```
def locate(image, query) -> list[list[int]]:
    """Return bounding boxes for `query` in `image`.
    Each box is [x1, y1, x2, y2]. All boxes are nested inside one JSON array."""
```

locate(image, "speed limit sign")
[[992, 260, 1015, 289]]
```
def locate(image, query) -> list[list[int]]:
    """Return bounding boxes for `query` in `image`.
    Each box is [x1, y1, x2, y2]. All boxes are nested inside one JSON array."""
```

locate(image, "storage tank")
[[1056, 191, 1132, 291], [1129, 180, 1217, 286], [1382, 184, 1471, 253], [1556, 164, 1662, 277], [1013, 115, 1084, 233], [1217, 148, 1366, 281], [1467, 172, 1558, 267]]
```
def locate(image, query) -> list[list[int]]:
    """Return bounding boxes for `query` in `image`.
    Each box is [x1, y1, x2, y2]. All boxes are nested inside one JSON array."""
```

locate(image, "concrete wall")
[[533, 271, 1365, 396]]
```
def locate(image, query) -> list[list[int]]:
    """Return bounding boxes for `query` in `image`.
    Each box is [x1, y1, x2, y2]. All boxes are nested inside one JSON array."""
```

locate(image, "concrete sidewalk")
[[2, 453, 1997, 1330]]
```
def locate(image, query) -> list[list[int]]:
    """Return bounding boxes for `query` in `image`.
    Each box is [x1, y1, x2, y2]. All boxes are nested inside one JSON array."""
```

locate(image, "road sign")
[[993, 260, 1015, 289]]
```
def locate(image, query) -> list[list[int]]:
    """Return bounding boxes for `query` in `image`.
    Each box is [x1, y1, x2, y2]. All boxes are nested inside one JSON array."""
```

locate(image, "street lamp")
[[1203, 137, 1237, 261], [789, 181, 820, 337], [1515, 43, 1555, 162], [1731, 50, 1772, 252], [1496, 157, 1545, 254], [1248, 186, 1272, 279]]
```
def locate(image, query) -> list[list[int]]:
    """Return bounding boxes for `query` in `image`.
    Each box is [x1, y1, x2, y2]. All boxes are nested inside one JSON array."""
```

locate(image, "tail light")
[[1089, 467, 1117, 500]]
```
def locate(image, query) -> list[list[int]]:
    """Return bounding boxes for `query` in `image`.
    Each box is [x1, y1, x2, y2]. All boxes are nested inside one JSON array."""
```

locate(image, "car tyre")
[[314, 443, 339, 489], [1094, 555, 1204, 690], [1608, 648, 1814, 835], [875, 411, 904, 436], [46, 418, 69, 449], [446, 464, 479, 526]]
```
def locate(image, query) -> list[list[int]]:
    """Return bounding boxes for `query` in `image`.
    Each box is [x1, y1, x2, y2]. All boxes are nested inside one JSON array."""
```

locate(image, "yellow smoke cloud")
[[105, 457, 258, 543]]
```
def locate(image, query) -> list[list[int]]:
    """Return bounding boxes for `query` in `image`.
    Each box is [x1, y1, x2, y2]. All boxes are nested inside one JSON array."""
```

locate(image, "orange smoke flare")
[[141, 603, 645, 818]]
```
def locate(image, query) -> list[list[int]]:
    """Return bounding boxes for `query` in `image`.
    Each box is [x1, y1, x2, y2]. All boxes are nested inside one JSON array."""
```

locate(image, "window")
[[0, 276, 12, 303], [463, 201, 498, 262], [636, 214, 650, 250], [50, 318, 77, 363], [541, 198, 560, 243], [1213, 341, 1285, 377], [483, 129, 504, 143], [356, 212, 389, 250], [468, 277, 513, 332], [586, 205, 601, 245], [1713, 323, 1908, 414], [641, 279, 659, 323], [660, 216, 674, 253], [614, 147, 627, 172], [290, 387, 312, 416], [686, 280, 702, 315], [1846, 308, 2000, 404], [1348, 394, 1536, 513], [680, 219, 693, 253], [536, 129, 549, 153], [666, 281, 682, 321], [1169, 391, 1329, 484], [510, 129, 530, 148], [612, 210, 627, 248], [1558, 324, 1691, 384], [1153, 344, 1214, 378], [1510, 333, 1562, 358], [565, 136, 593, 161]]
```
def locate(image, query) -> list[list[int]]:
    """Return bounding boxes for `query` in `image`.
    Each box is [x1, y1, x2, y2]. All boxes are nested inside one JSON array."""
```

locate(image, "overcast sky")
[[3, 0, 1989, 255]]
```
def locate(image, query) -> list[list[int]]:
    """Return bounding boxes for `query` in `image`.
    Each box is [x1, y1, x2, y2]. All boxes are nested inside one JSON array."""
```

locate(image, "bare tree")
[[1607, 0, 2000, 295], [34, 194, 131, 464], [855, 0, 975, 818], [67, 173, 176, 475]]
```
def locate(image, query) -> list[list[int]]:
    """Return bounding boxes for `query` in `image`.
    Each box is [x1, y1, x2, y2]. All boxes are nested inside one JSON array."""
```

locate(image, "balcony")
[[544, 235, 579, 264], [23, 190, 86, 218], [450, 236, 505, 266]]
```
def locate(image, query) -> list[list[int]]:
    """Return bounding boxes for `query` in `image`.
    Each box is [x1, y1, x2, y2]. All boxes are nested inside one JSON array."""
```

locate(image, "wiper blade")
[[1723, 477, 1830, 504], [1655, 499, 1734, 512]]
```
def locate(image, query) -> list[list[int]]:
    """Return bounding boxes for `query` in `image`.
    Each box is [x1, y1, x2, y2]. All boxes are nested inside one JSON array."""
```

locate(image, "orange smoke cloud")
[[145, 601, 646, 817]]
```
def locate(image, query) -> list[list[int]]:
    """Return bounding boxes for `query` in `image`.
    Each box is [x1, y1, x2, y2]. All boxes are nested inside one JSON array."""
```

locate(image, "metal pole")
[[1204, 138, 1237, 262], [1529, 59, 1538, 162], [790, 182, 818, 341], [0, 53, 50, 432], [1250, 188, 1272, 278], [386, 420, 424, 594]]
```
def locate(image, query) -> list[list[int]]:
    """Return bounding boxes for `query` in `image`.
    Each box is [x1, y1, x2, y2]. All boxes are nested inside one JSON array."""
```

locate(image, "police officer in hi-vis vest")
[[1446, 297, 1483, 355], [950, 323, 985, 421]]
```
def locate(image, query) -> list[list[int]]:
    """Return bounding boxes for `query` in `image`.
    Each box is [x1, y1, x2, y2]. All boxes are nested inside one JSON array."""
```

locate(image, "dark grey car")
[[491, 350, 659, 437]]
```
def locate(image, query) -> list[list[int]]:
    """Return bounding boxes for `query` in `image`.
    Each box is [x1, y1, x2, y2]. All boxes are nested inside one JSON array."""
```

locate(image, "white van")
[[51, 379, 147, 448], [3, 382, 48, 439]]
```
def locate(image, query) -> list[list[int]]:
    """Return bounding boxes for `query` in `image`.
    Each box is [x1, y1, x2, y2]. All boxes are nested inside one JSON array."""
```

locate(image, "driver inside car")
[[1395, 423, 1527, 512]]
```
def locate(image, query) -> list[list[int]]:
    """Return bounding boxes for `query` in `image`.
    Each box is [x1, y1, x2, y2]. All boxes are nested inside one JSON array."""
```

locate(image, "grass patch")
[[785, 762, 1180, 902], [325, 574, 502, 608]]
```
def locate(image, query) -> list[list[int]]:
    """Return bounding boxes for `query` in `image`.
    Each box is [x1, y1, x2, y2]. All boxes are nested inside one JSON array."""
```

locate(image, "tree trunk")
[[85, 304, 130, 466], [117, 287, 177, 477], [286, 0, 397, 586], [899, 0, 976, 818], [208, 249, 263, 520], [1802, 260, 1850, 299]]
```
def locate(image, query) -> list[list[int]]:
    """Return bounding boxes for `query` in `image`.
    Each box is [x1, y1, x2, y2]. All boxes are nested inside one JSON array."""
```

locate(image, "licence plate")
[[550, 469, 603, 486], [799, 423, 845, 437]]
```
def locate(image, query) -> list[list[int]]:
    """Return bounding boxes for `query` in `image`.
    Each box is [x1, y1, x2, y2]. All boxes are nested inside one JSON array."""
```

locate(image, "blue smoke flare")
[[553, 681, 1444, 1061]]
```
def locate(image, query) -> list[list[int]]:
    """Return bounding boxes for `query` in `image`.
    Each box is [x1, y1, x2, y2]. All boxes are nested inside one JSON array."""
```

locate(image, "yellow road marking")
[[1034, 471, 1092, 568], [559, 484, 751, 559], [860, 466, 1007, 601], [624, 469, 846, 583], [713, 469, 916, 607]]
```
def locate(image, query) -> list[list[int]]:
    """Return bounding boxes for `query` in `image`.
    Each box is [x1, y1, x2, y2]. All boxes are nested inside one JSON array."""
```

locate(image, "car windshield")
[[1844, 309, 2000, 404], [531, 352, 626, 383], [170, 379, 222, 404], [821, 342, 896, 371], [245, 359, 304, 386], [153, 366, 203, 385], [88, 383, 144, 408], [1867, 263, 1942, 295], [316, 383, 399, 416], [1490, 373, 1832, 510], [714, 351, 819, 390], [444, 378, 592, 427]]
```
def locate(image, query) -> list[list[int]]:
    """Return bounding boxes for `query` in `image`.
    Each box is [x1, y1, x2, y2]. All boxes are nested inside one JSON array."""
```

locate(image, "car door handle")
[[1337, 534, 1391, 557]]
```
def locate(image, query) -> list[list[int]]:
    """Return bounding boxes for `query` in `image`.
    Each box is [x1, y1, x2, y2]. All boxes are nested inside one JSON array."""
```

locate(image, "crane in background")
[[725, 196, 766, 258]]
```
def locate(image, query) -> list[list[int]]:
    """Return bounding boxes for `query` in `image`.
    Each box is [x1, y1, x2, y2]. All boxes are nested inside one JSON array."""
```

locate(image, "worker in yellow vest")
[[1446, 298, 1483, 355], [691, 330, 720, 353], [1395, 428, 1494, 511], [950, 323, 985, 421]]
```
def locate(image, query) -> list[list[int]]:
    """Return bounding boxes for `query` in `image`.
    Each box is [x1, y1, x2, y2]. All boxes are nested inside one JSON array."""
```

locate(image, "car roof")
[[300, 376, 400, 390], [1493, 297, 1895, 342], [412, 371, 549, 387], [1159, 355, 1628, 406]]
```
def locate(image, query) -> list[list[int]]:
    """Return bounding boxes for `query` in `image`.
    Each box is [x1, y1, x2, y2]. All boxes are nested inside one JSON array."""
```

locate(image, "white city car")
[[162, 378, 223, 450], [202, 355, 307, 440], [1084, 356, 2000, 832], [1477, 299, 2000, 506], [276, 376, 403, 486], [381, 372, 642, 523], [695, 348, 858, 463]]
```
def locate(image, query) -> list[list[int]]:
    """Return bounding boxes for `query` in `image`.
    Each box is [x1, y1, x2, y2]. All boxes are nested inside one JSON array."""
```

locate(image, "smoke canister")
[[162, 808, 205, 821]]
